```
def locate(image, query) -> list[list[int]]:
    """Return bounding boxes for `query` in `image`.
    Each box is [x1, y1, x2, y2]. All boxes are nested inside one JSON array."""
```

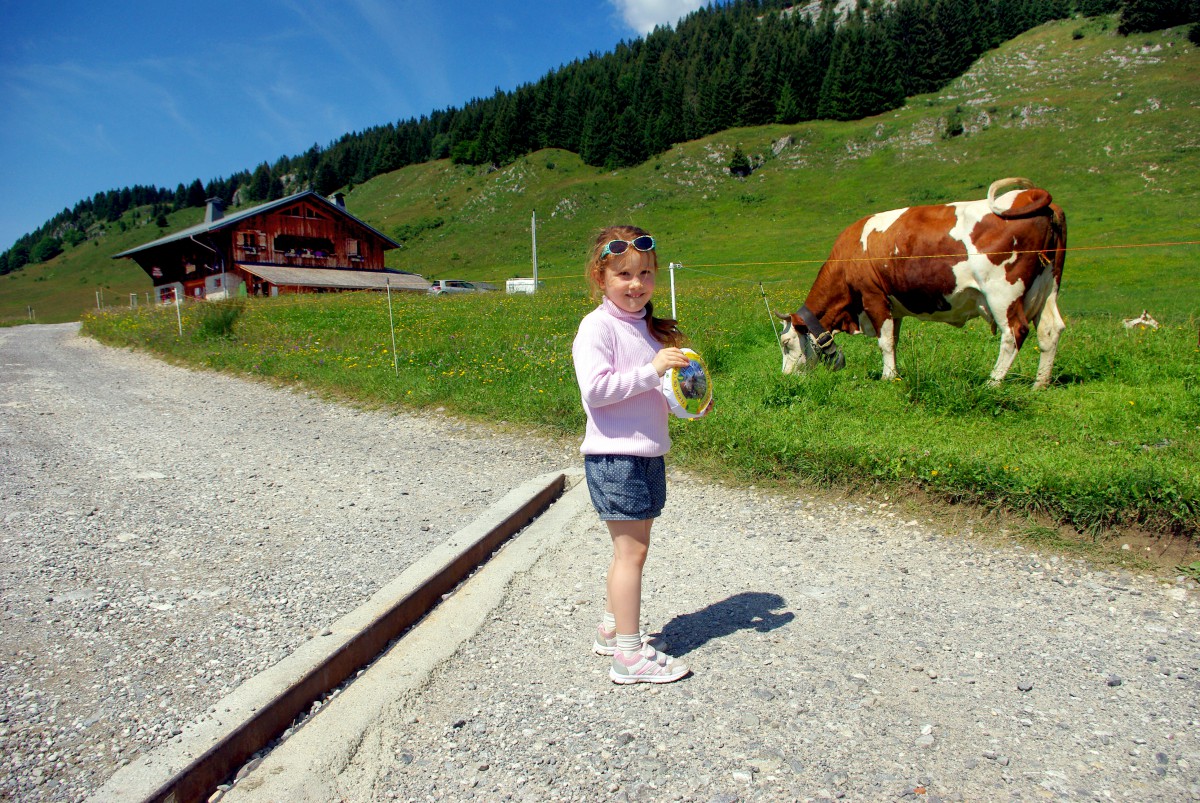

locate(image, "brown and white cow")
[[778, 178, 1067, 389]]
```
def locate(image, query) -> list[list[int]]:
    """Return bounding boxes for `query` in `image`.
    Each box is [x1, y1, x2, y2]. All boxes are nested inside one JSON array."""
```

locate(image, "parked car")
[[427, 279, 480, 295]]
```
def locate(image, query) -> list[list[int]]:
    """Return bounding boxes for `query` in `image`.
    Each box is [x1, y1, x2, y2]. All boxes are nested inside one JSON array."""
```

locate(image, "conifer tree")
[[248, 163, 271, 201], [579, 104, 612, 167], [739, 38, 778, 127], [610, 106, 647, 167], [1119, 0, 1197, 32], [185, 179, 206, 208]]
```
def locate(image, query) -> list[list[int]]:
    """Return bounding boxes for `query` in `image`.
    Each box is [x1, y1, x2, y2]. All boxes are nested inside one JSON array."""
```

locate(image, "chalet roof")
[[113, 190, 400, 258], [240, 265, 430, 292]]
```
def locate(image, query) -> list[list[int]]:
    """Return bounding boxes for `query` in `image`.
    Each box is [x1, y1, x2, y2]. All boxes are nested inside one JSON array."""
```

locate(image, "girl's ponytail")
[[644, 301, 683, 348]]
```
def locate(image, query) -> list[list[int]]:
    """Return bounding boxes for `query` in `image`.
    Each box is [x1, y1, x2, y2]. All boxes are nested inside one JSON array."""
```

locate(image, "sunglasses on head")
[[600, 235, 655, 258]]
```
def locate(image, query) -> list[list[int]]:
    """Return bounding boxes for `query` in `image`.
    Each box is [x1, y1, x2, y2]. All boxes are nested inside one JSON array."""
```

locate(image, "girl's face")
[[600, 250, 657, 315]]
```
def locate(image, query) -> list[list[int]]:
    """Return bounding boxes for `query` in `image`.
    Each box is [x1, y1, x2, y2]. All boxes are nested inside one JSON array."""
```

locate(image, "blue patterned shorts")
[[584, 455, 667, 521]]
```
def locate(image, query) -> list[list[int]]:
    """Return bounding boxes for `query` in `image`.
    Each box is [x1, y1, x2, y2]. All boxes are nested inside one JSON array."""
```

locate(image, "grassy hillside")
[[5, 18, 1197, 326], [79, 20, 1200, 563], [351, 17, 1198, 323], [0, 207, 205, 325]]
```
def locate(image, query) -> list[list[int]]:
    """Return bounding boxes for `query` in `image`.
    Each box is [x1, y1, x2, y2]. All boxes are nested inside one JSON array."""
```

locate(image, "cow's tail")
[[1043, 204, 1067, 286]]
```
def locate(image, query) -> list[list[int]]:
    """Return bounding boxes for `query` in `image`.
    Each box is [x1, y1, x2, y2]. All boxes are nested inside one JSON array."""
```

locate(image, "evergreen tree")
[[1077, 0, 1122, 14], [313, 159, 341, 195], [739, 38, 778, 126], [372, 138, 404, 175], [186, 179, 206, 208], [796, 9, 837, 120], [248, 162, 271, 201], [8, 242, 29, 272], [579, 103, 613, 167], [774, 83, 802, 123], [609, 106, 647, 167], [728, 145, 752, 177], [1119, 0, 1197, 32], [30, 236, 63, 263]]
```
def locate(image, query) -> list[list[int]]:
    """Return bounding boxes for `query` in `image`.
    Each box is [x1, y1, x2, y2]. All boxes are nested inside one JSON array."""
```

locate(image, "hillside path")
[[2, 324, 1198, 802], [0, 323, 568, 802]]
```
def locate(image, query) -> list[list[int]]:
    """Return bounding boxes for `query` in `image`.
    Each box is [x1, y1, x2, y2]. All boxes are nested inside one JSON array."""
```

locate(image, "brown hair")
[[585, 225, 682, 347]]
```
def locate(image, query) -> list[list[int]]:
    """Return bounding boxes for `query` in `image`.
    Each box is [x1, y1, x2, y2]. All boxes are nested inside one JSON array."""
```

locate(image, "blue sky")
[[0, 0, 706, 253]]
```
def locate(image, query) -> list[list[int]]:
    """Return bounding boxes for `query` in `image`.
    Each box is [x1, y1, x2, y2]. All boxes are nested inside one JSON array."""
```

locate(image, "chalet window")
[[347, 239, 363, 261], [274, 235, 334, 256], [281, 204, 327, 220]]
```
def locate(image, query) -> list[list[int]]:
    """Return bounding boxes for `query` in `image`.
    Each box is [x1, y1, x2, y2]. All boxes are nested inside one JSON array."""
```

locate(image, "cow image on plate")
[[662, 348, 713, 419]]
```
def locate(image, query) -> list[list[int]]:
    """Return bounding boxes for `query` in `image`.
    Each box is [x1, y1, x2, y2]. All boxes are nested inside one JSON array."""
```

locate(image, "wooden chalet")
[[114, 190, 428, 302]]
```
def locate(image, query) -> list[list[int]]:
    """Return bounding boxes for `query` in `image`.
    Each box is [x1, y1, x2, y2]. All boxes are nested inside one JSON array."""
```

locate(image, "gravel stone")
[[5, 323, 1200, 803], [0, 324, 567, 802]]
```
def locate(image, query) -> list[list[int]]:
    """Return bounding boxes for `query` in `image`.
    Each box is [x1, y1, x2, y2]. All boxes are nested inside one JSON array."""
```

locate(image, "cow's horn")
[[988, 177, 1034, 212], [775, 311, 791, 320]]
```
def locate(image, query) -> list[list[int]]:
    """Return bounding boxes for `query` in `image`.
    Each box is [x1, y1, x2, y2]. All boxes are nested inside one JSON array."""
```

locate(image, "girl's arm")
[[573, 324, 663, 408]]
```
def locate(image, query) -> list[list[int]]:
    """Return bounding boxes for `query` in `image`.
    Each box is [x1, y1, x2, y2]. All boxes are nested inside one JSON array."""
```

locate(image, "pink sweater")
[[572, 297, 671, 457]]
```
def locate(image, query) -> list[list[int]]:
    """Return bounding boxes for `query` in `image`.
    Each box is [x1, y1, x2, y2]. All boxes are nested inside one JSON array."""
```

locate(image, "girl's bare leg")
[[606, 518, 652, 637]]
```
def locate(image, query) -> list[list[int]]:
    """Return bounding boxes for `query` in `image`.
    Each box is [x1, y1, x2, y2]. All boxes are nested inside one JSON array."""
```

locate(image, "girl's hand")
[[652, 347, 690, 377]]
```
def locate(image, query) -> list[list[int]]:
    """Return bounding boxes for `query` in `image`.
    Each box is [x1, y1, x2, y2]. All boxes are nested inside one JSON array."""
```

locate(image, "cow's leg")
[[1031, 289, 1065, 389], [878, 317, 901, 380], [988, 302, 1030, 386]]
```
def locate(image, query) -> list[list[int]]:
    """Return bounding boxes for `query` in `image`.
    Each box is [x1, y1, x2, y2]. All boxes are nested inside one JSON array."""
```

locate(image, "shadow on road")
[[656, 591, 795, 657]]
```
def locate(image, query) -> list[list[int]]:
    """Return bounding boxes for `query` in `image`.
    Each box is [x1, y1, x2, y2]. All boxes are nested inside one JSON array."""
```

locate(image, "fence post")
[[668, 262, 679, 320], [175, 294, 183, 337], [760, 283, 786, 368], [386, 278, 398, 377]]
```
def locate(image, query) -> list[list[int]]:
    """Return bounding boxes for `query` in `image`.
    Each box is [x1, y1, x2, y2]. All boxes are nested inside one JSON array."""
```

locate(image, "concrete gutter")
[[88, 470, 573, 803], [222, 468, 594, 802]]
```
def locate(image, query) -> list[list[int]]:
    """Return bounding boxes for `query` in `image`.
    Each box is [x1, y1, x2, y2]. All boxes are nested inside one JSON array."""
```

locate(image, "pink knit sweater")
[[572, 297, 671, 457]]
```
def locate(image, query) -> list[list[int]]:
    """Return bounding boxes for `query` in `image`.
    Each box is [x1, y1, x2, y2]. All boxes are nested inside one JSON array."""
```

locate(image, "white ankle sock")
[[603, 611, 617, 631], [616, 633, 643, 657]]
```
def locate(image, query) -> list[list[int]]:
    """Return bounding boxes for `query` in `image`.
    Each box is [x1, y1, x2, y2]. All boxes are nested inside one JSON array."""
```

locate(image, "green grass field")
[[20, 19, 1200, 560]]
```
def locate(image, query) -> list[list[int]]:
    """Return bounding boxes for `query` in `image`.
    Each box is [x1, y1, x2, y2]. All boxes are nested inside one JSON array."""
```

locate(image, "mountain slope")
[[2, 18, 1196, 325]]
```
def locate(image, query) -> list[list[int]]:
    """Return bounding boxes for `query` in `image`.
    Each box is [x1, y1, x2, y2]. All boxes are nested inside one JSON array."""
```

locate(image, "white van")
[[505, 278, 543, 295]]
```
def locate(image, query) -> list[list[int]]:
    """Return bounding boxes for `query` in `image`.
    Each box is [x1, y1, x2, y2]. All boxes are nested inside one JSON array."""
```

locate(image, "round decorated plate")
[[662, 348, 712, 419]]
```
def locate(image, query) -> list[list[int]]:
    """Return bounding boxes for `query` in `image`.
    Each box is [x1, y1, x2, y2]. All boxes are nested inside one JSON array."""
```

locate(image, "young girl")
[[572, 224, 703, 684]]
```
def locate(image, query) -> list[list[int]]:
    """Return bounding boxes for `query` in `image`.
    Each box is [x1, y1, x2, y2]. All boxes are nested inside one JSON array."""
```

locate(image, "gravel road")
[[0, 323, 570, 802], [3, 323, 1199, 803]]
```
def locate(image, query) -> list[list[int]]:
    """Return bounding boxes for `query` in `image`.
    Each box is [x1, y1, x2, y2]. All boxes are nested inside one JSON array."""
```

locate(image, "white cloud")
[[611, 0, 707, 35]]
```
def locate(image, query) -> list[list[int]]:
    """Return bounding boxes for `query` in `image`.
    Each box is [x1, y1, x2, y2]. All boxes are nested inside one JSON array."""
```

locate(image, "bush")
[[942, 107, 965, 139], [196, 300, 244, 340]]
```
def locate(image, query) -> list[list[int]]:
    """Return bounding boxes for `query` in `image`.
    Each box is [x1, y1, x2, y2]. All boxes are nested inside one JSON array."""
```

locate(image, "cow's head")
[[776, 312, 845, 374]]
